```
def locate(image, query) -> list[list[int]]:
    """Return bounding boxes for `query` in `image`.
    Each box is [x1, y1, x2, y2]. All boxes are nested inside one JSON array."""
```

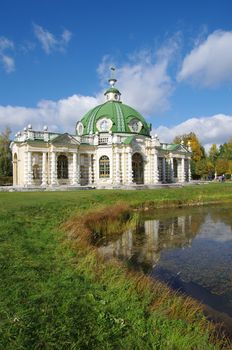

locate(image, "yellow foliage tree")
[[215, 159, 228, 175], [173, 132, 205, 162], [227, 160, 232, 178]]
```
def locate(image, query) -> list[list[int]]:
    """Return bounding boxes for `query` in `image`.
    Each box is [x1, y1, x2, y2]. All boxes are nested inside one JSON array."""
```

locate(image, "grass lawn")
[[1, 183, 232, 349]]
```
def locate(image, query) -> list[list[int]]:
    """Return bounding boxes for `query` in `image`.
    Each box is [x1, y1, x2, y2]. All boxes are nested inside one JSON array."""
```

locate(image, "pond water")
[[97, 204, 232, 334]]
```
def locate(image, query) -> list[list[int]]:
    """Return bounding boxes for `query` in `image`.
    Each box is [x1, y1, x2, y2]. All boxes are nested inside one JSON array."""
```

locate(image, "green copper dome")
[[77, 78, 151, 137], [79, 101, 151, 136], [104, 87, 121, 95]]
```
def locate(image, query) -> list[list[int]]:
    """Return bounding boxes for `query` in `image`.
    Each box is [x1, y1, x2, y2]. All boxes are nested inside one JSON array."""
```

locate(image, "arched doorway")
[[57, 155, 68, 179], [13, 153, 18, 186], [132, 153, 144, 184]]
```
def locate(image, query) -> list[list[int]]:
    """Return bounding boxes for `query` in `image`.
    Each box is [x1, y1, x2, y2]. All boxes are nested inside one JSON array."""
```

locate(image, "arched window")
[[99, 156, 110, 178], [57, 155, 68, 179]]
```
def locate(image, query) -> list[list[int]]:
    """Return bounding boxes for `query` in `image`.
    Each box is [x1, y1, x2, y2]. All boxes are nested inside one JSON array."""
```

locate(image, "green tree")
[[209, 144, 219, 163], [219, 138, 232, 160], [208, 144, 219, 178], [195, 159, 212, 179], [0, 127, 12, 176]]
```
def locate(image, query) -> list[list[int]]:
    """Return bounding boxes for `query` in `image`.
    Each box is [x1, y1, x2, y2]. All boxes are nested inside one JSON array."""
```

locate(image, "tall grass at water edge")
[[0, 184, 232, 349]]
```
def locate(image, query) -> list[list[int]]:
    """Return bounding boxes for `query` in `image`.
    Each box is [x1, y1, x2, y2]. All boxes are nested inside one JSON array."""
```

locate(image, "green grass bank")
[[1, 183, 232, 349]]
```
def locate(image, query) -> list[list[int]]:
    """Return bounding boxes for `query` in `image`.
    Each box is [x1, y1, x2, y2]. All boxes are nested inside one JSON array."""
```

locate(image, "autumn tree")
[[215, 159, 228, 176], [173, 132, 205, 162], [173, 132, 206, 178], [227, 161, 232, 179], [0, 127, 12, 176]]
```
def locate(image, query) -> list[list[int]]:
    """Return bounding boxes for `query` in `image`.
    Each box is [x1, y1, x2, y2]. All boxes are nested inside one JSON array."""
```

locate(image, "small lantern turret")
[[104, 67, 121, 102]]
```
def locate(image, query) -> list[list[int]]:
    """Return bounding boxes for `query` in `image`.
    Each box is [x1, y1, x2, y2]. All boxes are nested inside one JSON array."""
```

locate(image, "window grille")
[[57, 155, 68, 179], [99, 155, 110, 178]]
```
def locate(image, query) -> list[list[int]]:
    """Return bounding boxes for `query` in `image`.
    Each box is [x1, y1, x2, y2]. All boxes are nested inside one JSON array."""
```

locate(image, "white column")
[[127, 150, 133, 184], [92, 154, 96, 184], [153, 220, 159, 242], [170, 157, 174, 183], [178, 216, 185, 234], [153, 152, 159, 183], [51, 152, 57, 185], [177, 159, 181, 182], [121, 149, 126, 184], [41, 152, 47, 186], [144, 155, 148, 184], [72, 152, 77, 185], [24, 151, 28, 186], [181, 158, 186, 182], [108, 133, 112, 144], [162, 157, 166, 183], [77, 153, 80, 184], [115, 148, 120, 184], [188, 159, 191, 182], [27, 151, 33, 185], [88, 154, 92, 184]]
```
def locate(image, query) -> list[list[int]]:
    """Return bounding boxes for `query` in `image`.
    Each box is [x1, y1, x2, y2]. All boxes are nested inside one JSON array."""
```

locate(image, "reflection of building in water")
[[99, 229, 134, 260], [98, 214, 197, 269], [141, 220, 160, 265]]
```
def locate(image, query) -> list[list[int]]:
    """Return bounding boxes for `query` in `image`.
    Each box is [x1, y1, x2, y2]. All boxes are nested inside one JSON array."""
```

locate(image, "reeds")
[[63, 202, 232, 350], [2, 185, 232, 349]]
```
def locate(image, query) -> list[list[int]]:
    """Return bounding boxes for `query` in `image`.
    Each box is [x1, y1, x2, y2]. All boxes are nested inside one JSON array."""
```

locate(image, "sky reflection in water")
[[98, 205, 232, 321]]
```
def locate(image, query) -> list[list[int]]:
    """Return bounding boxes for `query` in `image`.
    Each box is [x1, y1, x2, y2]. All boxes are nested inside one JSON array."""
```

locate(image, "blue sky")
[[1, 0, 232, 149]]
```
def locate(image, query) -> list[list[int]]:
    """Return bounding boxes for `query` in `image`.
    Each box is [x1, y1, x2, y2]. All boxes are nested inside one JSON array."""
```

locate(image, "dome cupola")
[[104, 67, 121, 102], [104, 87, 121, 102], [76, 67, 151, 137]]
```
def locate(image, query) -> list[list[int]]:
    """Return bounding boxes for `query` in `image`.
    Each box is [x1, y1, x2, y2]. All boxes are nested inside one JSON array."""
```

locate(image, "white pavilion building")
[[11, 76, 191, 188]]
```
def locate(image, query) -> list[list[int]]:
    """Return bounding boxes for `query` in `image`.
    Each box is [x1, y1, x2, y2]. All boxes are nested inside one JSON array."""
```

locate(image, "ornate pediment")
[[51, 133, 80, 146], [173, 144, 189, 153], [163, 143, 190, 153]]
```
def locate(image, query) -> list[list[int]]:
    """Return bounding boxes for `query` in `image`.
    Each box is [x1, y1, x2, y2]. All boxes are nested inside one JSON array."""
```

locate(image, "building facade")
[[11, 78, 191, 188]]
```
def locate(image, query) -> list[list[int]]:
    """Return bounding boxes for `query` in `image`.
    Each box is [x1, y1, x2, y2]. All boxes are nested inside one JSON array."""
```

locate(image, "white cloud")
[[178, 30, 232, 87], [1, 92, 231, 152], [155, 114, 232, 149], [116, 60, 172, 115], [61, 29, 72, 44], [0, 37, 14, 51], [33, 24, 72, 54], [97, 38, 181, 115], [0, 39, 179, 133], [0, 36, 15, 73], [99, 56, 172, 115], [1, 42, 230, 149], [0, 95, 100, 135], [1, 55, 15, 73]]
